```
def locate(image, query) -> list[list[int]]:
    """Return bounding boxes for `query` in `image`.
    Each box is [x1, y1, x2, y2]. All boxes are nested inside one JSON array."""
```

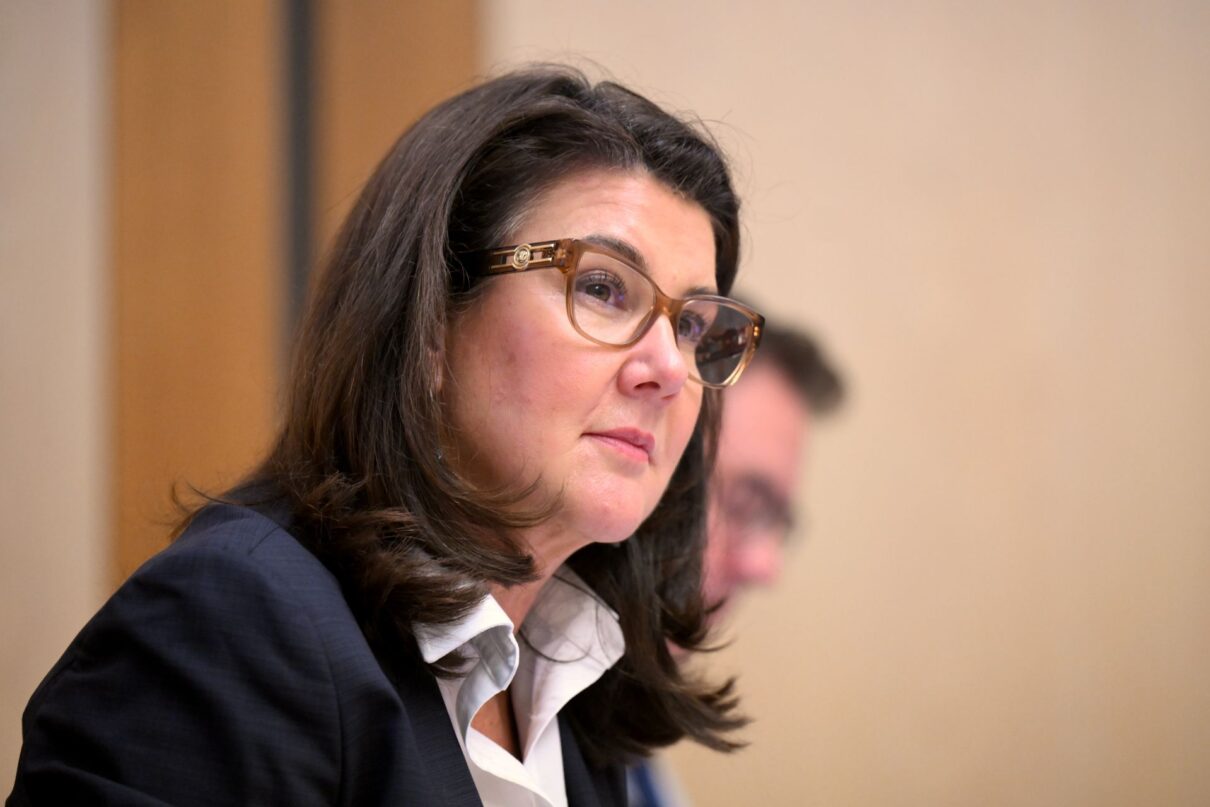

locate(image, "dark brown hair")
[[750, 318, 846, 415], [214, 66, 745, 764]]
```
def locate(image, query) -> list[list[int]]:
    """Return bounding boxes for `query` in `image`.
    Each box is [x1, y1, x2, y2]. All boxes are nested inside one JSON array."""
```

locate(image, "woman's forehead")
[[513, 169, 718, 294]]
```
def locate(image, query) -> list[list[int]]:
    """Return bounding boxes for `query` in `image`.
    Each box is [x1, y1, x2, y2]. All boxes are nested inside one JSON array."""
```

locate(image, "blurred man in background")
[[629, 318, 845, 807], [702, 320, 845, 624]]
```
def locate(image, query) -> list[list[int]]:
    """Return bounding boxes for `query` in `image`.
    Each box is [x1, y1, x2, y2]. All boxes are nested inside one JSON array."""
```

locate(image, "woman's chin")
[[608, 510, 659, 544], [564, 505, 650, 550]]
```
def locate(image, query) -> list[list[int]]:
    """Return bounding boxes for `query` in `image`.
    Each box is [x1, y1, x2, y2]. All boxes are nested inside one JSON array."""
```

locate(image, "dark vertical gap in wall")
[[284, 0, 314, 339]]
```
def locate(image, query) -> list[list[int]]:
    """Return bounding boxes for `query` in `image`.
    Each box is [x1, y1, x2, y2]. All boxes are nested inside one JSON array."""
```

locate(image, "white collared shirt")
[[414, 569, 625, 807]]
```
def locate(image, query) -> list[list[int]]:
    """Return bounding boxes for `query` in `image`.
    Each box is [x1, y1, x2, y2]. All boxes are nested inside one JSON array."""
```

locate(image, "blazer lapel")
[[559, 713, 626, 807], [394, 650, 482, 807]]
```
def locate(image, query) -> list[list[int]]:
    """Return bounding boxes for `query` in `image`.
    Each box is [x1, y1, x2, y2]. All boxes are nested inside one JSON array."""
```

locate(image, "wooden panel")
[[313, 0, 480, 253], [112, 1, 283, 581]]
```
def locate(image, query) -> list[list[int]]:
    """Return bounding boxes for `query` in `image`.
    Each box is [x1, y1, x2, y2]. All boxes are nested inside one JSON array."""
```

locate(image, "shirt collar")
[[413, 567, 626, 806], [412, 567, 625, 672], [414, 591, 514, 666]]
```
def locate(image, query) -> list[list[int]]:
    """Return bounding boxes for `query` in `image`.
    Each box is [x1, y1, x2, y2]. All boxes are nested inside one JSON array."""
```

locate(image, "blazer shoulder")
[[123, 503, 351, 618], [165, 501, 316, 567], [14, 504, 352, 805], [14, 503, 477, 807]]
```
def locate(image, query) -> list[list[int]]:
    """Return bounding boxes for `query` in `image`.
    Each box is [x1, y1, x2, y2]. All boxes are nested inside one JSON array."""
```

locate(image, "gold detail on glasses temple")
[[511, 244, 533, 271]]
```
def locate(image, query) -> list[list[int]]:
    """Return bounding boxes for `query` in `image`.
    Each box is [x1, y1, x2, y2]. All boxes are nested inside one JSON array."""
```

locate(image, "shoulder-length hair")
[[226, 66, 744, 764]]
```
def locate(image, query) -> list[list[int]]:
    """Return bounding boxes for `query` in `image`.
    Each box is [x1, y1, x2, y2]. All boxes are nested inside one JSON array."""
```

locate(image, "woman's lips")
[[585, 428, 655, 464]]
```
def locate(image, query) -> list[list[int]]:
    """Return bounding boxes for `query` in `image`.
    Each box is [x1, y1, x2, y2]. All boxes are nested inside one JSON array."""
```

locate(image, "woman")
[[10, 67, 764, 806]]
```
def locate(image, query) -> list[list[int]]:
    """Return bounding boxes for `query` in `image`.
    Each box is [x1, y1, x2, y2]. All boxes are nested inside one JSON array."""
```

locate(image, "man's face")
[[703, 362, 811, 621]]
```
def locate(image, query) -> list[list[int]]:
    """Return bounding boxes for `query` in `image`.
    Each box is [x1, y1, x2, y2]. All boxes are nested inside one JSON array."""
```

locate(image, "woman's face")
[[444, 169, 717, 564]]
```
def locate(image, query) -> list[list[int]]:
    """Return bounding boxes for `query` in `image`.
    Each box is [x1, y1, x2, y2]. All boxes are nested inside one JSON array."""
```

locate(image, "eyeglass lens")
[[568, 247, 756, 385]]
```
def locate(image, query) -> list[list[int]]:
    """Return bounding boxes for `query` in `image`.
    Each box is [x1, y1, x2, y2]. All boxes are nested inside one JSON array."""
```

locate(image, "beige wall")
[[484, 2, 1210, 804], [0, 0, 110, 788]]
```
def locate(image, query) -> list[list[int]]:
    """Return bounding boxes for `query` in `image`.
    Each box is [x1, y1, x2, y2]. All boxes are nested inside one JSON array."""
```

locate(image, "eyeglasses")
[[469, 238, 764, 388], [716, 476, 797, 538]]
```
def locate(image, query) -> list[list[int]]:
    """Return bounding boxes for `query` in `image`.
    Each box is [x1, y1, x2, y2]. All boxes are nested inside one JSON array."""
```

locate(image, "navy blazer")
[[8, 504, 626, 806]]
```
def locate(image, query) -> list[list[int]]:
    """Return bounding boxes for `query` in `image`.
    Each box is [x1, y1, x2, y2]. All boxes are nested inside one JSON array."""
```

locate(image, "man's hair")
[[747, 315, 846, 415], [182, 66, 744, 766]]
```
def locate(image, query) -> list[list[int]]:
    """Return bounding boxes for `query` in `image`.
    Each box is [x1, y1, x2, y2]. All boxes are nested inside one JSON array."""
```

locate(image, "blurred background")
[[3, 1, 1209, 803]]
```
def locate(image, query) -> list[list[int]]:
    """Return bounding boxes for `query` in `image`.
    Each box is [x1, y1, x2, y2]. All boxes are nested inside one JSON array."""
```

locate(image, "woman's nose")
[[617, 314, 691, 400]]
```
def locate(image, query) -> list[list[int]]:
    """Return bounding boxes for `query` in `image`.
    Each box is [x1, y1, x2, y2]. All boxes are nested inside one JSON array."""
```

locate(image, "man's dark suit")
[[7, 504, 626, 806]]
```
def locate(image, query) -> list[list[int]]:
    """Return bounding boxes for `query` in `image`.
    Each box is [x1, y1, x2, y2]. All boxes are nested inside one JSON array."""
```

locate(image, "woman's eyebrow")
[[581, 233, 718, 296], [582, 233, 648, 270]]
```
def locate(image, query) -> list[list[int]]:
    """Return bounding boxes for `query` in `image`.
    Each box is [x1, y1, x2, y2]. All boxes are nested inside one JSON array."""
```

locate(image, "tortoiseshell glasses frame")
[[469, 238, 764, 388]]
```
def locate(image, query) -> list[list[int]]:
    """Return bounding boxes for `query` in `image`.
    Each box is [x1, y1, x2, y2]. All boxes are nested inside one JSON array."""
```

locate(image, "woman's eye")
[[576, 270, 628, 308], [677, 311, 708, 341]]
